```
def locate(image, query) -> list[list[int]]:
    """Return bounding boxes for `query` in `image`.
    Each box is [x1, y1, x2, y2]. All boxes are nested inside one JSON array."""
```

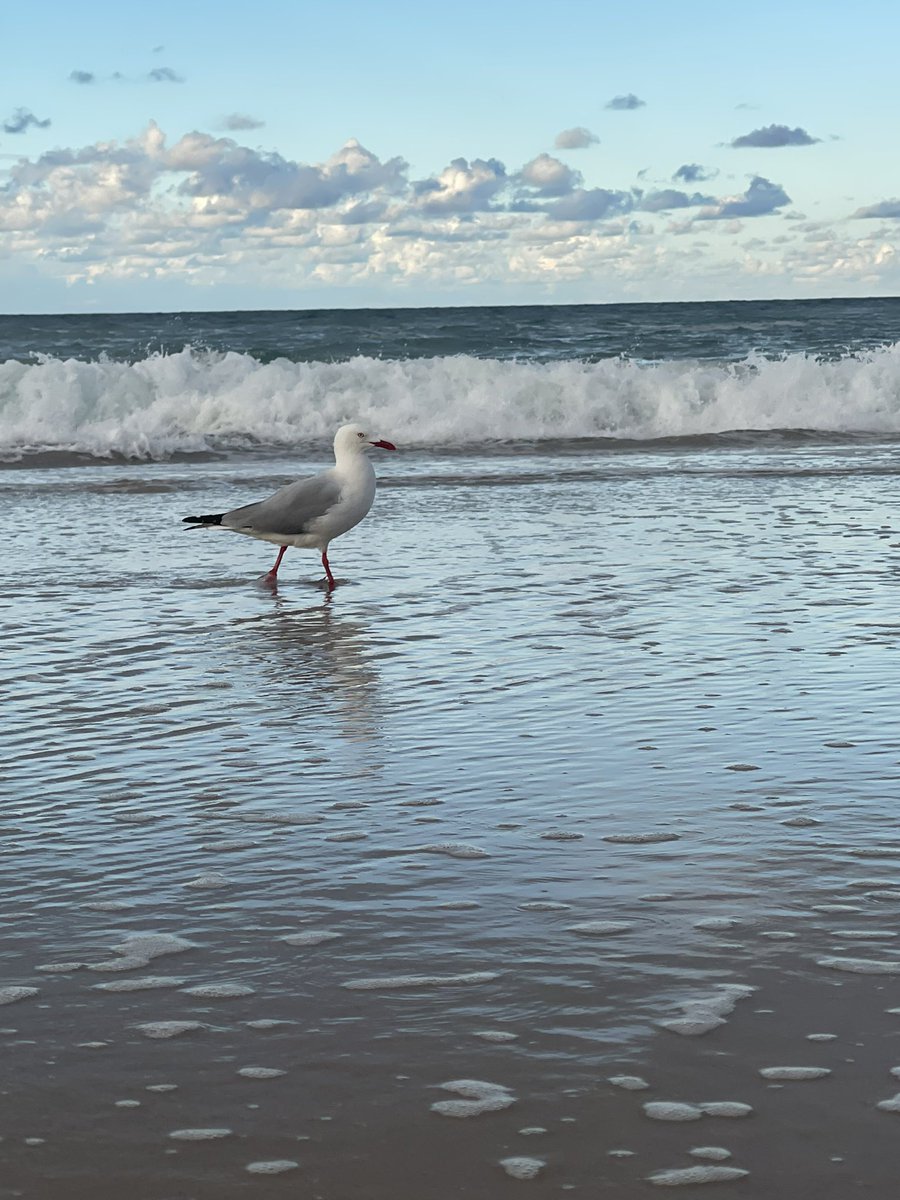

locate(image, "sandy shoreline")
[[5, 445, 900, 1197]]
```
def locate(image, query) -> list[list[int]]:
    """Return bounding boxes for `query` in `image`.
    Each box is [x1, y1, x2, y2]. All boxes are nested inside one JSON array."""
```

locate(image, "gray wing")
[[222, 470, 343, 536]]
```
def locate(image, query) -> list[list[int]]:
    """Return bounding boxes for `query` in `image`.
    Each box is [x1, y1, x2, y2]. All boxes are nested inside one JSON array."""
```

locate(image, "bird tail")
[[182, 513, 224, 529]]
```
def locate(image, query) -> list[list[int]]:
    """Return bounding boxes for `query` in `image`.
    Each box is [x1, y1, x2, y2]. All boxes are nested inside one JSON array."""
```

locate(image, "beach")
[[5, 301, 900, 1197]]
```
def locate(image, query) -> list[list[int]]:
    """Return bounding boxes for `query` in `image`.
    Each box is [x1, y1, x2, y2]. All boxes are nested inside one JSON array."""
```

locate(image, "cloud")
[[698, 175, 791, 219], [730, 124, 820, 148], [554, 126, 599, 150], [605, 93, 645, 111], [852, 199, 900, 219], [518, 153, 581, 197], [639, 189, 715, 213], [69, 70, 95, 85], [148, 67, 184, 83], [413, 157, 507, 213], [220, 113, 265, 132], [3, 108, 51, 134], [673, 163, 715, 184], [546, 187, 633, 221]]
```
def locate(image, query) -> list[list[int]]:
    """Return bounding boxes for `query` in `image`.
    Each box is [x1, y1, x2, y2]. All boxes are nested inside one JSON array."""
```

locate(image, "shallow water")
[[5, 442, 900, 1197]]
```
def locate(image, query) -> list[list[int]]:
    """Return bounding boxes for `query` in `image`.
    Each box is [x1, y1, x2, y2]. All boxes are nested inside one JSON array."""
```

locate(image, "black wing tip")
[[182, 513, 224, 526]]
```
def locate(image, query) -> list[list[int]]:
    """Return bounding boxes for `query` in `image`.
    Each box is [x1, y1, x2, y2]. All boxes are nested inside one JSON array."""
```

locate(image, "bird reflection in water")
[[228, 594, 383, 754]]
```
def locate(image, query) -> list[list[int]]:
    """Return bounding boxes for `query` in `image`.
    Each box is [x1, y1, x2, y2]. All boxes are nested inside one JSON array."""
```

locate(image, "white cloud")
[[553, 127, 599, 149]]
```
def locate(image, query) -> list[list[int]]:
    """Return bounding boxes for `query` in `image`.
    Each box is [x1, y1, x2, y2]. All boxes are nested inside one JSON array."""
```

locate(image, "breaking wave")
[[2, 343, 900, 464]]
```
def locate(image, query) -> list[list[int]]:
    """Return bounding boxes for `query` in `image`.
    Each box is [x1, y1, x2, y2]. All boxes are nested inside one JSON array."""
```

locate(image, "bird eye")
[[357, 432, 365, 438]]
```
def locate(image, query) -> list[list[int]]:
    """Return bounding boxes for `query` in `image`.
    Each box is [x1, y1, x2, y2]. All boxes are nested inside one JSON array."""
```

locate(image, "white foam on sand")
[[0, 987, 39, 1005], [432, 1080, 516, 1118], [89, 956, 152, 973], [343, 972, 499, 991], [237, 1067, 287, 1078], [415, 843, 490, 859], [94, 977, 186, 992], [135, 1021, 204, 1039], [759, 1067, 832, 1080], [818, 956, 900, 974], [170, 1128, 233, 1140], [831, 930, 897, 940], [518, 902, 571, 911], [567, 921, 633, 937], [658, 984, 754, 1037], [609, 1076, 650, 1090], [699, 1102, 753, 1118], [500, 1157, 545, 1179], [648, 1166, 749, 1186], [245, 1160, 300, 1174], [181, 983, 255, 997], [112, 934, 195, 960], [644, 1102, 704, 1122], [282, 931, 342, 946], [603, 832, 680, 844]]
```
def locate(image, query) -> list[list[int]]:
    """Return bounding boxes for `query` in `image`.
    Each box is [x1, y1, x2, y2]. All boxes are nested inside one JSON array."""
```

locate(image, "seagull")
[[182, 423, 397, 588]]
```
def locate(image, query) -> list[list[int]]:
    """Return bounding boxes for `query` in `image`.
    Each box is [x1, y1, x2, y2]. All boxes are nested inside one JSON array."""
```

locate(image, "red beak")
[[369, 439, 397, 450]]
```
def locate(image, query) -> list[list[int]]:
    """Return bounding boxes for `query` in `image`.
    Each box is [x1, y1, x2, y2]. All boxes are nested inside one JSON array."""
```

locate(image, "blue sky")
[[2, 0, 898, 311]]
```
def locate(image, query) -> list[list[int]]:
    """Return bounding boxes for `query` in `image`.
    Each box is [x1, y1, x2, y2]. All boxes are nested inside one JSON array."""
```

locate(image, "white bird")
[[183, 422, 397, 588]]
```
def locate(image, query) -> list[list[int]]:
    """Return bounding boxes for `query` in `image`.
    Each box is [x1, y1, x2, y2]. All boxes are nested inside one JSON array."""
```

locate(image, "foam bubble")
[[643, 1102, 703, 1122], [876, 1094, 900, 1113], [518, 1127, 548, 1136], [436, 901, 482, 910], [200, 839, 258, 851], [35, 963, 85, 974], [84, 900, 133, 911], [135, 1021, 204, 1039], [146, 1084, 178, 1092], [518, 902, 571, 911], [567, 921, 633, 937], [818, 957, 900, 974], [88, 957, 151, 973], [93, 977, 186, 992], [694, 918, 740, 931], [603, 832, 680, 844], [807, 1034, 838, 1042], [115, 1100, 141, 1108], [184, 873, 230, 889], [473, 1031, 518, 1042], [609, 1076, 650, 1090], [658, 984, 754, 1037], [112, 934, 195, 959], [181, 983, 255, 998], [282, 931, 342, 947], [432, 1079, 515, 1118], [343, 972, 499, 990], [540, 831, 584, 841], [500, 1157, 545, 1179], [648, 1166, 749, 1186], [0, 987, 39, 1005], [237, 1067, 287, 1078], [415, 843, 489, 859], [325, 832, 368, 842], [239, 812, 323, 825], [245, 1160, 299, 1174], [831, 930, 897, 940], [759, 1067, 832, 1080], [245, 1019, 293, 1029], [690, 1148, 732, 1161], [170, 1128, 233, 1140], [699, 1102, 753, 1118]]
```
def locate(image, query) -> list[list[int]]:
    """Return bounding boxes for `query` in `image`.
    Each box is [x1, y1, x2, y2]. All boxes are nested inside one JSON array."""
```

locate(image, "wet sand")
[[5, 443, 900, 1198]]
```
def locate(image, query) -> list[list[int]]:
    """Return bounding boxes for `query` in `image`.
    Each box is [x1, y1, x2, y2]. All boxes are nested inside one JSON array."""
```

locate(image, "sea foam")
[[5, 345, 900, 462]]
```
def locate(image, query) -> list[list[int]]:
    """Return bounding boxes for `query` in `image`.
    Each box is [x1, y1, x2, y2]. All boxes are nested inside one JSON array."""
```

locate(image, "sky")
[[1, 0, 899, 312]]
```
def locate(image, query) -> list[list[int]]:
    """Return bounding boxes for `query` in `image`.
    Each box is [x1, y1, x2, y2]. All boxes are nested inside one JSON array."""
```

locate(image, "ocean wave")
[[2, 344, 900, 463]]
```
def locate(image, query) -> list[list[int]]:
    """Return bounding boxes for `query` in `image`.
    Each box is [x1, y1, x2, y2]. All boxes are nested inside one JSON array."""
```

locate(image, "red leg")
[[322, 548, 336, 589], [265, 545, 288, 580]]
